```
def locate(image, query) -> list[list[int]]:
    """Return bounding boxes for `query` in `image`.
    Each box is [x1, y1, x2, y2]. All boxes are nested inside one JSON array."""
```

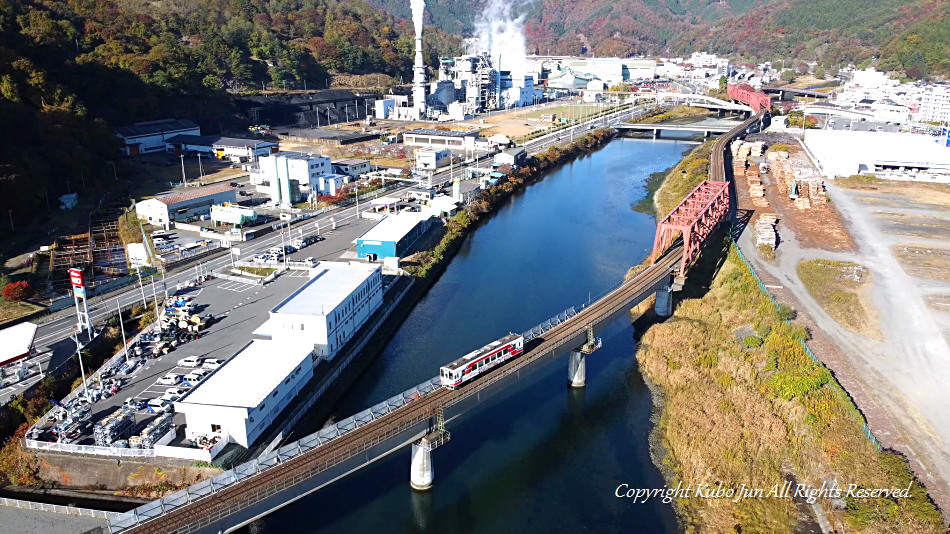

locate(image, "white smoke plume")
[[470, 0, 529, 80], [411, 0, 425, 38]]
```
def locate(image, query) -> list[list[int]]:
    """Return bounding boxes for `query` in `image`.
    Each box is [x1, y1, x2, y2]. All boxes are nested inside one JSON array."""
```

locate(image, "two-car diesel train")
[[439, 333, 525, 389]]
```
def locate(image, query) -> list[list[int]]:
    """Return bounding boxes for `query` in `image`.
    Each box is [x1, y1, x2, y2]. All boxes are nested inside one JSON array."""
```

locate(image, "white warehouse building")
[[174, 339, 315, 448], [175, 261, 384, 449], [135, 182, 237, 227], [258, 261, 383, 360], [253, 151, 332, 207], [115, 119, 200, 156]]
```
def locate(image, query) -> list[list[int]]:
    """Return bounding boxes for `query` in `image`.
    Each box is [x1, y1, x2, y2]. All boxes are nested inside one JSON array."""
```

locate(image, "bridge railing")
[[107, 376, 443, 532], [522, 279, 627, 343]]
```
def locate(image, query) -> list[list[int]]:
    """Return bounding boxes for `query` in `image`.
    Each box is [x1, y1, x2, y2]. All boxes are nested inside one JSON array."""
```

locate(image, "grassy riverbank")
[[631, 105, 711, 125], [632, 144, 942, 531]]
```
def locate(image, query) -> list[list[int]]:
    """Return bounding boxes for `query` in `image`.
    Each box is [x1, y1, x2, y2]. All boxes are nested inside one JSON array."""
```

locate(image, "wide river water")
[[252, 136, 697, 534]]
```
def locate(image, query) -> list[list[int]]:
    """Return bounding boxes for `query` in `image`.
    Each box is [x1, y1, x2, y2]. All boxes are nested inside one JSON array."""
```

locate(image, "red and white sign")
[[68, 268, 85, 288]]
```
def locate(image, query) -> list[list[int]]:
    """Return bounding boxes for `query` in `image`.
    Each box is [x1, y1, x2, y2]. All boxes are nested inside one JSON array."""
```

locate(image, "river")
[[251, 136, 697, 534]]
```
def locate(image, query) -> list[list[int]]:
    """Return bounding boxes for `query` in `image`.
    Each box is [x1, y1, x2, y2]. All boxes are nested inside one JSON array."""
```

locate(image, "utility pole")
[[72, 334, 89, 398], [117, 300, 129, 363], [180, 154, 187, 185], [136, 268, 148, 308], [197, 154, 204, 179]]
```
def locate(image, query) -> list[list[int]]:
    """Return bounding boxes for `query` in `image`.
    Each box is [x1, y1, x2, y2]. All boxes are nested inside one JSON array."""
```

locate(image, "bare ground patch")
[[925, 294, 950, 314], [797, 259, 881, 338], [893, 245, 950, 282]]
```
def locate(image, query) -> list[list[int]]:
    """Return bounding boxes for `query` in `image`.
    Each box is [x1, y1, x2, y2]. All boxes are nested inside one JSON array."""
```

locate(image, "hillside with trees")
[[368, 0, 948, 79], [0, 0, 459, 250]]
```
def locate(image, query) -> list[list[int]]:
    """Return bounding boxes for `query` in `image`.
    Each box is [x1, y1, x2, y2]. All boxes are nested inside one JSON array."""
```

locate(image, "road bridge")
[[581, 90, 752, 113], [761, 87, 831, 100], [615, 122, 733, 139], [85, 104, 748, 534]]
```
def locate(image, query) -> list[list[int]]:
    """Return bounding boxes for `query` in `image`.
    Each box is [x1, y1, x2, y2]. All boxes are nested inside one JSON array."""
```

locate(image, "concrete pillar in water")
[[652, 128, 660, 139], [410, 439, 434, 490], [655, 285, 673, 318], [568, 349, 586, 388]]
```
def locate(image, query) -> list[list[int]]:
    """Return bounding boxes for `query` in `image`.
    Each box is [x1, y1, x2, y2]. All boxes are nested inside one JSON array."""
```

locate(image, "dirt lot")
[[737, 162, 950, 515], [128, 158, 246, 199]]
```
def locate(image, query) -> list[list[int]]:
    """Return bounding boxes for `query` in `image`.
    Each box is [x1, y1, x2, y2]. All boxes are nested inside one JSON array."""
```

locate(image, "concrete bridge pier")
[[410, 440, 435, 490], [652, 128, 659, 139], [654, 284, 673, 318], [568, 325, 602, 388], [703, 130, 710, 139], [568, 350, 586, 388]]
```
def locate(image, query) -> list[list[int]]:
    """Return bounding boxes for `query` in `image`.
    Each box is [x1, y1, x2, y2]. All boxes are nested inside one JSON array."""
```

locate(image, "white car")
[[177, 356, 202, 368], [183, 370, 208, 383], [147, 398, 173, 413], [157, 373, 182, 386], [202, 358, 225, 370], [161, 392, 182, 402], [165, 387, 187, 397]]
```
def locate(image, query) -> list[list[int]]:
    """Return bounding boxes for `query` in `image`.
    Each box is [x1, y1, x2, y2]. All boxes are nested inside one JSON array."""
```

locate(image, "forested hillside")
[[0, 0, 459, 235], [368, 0, 948, 78]]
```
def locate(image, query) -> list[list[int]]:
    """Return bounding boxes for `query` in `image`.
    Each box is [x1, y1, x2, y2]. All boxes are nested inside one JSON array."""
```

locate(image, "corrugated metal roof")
[[156, 183, 235, 206], [405, 129, 478, 138], [165, 135, 277, 149], [357, 212, 431, 244], [114, 119, 199, 139]]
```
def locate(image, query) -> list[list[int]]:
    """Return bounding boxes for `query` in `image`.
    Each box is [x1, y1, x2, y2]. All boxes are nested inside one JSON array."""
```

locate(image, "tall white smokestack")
[[411, 0, 427, 117]]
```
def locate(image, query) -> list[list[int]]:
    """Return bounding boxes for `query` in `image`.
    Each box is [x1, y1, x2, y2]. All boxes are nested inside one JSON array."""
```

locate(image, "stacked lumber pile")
[[765, 150, 827, 206], [754, 213, 778, 249]]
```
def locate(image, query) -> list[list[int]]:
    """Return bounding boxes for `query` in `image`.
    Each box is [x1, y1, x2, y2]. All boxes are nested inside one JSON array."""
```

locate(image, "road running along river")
[[248, 135, 699, 534]]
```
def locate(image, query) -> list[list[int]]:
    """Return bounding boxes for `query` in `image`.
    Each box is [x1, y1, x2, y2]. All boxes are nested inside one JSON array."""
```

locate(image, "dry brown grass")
[[893, 245, 950, 282], [797, 259, 880, 338], [0, 299, 42, 323], [636, 246, 941, 532]]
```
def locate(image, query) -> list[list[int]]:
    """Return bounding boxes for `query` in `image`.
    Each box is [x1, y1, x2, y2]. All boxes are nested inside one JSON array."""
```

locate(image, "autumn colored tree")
[[2, 281, 33, 303]]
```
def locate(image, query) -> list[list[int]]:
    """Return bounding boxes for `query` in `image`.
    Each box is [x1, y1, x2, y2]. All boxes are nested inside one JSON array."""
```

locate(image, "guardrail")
[[25, 439, 155, 458], [0, 496, 121, 520]]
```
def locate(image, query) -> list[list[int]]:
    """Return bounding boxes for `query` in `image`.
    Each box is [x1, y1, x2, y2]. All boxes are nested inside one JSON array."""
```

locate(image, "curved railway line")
[[118, 108, 765, 534]]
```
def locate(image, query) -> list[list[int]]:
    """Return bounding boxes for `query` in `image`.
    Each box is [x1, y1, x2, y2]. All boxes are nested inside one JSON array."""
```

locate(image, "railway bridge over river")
[[91, 109, 767, 534]]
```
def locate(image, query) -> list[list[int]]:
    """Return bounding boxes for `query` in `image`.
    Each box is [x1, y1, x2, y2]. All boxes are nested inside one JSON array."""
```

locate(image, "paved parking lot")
[[35, 214, 382, 445]]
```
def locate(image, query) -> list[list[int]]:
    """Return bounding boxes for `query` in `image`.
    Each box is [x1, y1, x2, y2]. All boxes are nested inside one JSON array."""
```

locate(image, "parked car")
[[239, 191, 251, 196], [165, 387, 188, 396], [183, 370, 209, 383], [147, 398, 173, 413], [202, 358, 225, 370], [157, 373, 182, 385], [291, 239, 305, 249], [123, 397, 148, 410], [177, 356, 202, 368]]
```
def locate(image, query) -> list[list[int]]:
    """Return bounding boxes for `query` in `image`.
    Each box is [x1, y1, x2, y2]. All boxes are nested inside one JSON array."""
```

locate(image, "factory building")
[[404, 129, 481, 150], [135, 183, 237, 227], [175, 261, 383, 449], [174, 339, 315, 448], [493, 147, 526, 168], [260, 261, 384, 360], [332, 158, 371, 177], [114, 119, 200, 156], [164, 135, 279, 162], [253, 151, 331, 207], [416, 149, 453, 171], [356, 212, 433, 259]]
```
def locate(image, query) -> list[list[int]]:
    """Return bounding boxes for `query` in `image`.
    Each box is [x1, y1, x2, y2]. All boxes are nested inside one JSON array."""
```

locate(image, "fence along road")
[[102, 245, 684, 534]]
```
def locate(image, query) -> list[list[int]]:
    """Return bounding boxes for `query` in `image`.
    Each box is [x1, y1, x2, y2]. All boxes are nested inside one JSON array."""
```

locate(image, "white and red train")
[[439, 333, 525, 389]]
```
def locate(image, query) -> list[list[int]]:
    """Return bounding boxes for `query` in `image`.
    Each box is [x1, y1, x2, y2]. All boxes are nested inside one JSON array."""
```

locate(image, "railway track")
[[123, 246, 684, 534], [709, 110, 766, 183]]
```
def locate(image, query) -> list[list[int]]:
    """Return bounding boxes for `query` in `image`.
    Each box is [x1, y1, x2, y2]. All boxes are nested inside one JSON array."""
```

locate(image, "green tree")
[[781, 70, 797, 83]]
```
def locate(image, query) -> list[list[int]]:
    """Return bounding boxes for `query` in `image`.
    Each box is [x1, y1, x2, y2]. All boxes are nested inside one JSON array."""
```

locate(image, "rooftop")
[[265, 151, 326, 161], [115, 119, 199, 139], [177, 339, 313, 409], [154, 182, 235, 206], [334, 158, 370, 166], [357, 212, 431, 245], [0, 322, 37, 365], [271, 261, 380, 316], [405, 129, 479, 138], [164, 135, 277, 149]]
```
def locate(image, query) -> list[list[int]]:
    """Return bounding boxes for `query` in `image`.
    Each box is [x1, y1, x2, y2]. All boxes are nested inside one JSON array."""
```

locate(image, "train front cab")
[[440, 367, 462, 390]]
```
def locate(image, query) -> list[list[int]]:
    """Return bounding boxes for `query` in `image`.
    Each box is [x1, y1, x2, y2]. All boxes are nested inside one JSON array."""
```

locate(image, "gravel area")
[[0, 506, 106, 534]]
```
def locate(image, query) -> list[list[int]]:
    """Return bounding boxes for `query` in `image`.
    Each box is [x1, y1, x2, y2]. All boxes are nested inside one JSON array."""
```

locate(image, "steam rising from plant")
[[471, 0, 529, 80], [411, 0, 425, 38]]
